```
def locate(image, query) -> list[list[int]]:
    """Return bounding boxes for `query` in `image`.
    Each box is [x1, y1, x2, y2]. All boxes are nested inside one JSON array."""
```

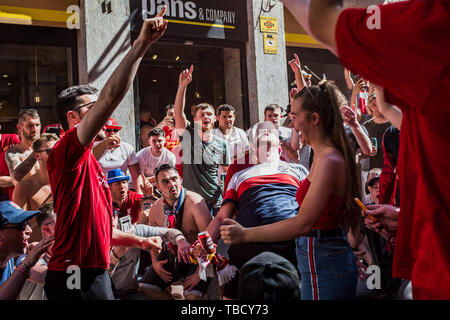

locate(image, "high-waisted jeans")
[[296, 229, 358, 300]]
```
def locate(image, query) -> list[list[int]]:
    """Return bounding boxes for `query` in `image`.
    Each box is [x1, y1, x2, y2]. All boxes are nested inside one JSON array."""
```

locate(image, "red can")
[[198, 231, 215, 254]]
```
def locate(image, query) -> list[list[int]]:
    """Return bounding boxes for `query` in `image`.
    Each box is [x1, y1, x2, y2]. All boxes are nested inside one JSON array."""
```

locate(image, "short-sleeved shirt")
[[212, 127, 249, 162], [0, 134, 20, 153], [361, 119, 391, 171], [336, 0, 450, 298], [0, 150, 14, 201], [94, 140, 138, 177], [47, 127, 112, 271], [119, 190, 143, 224], [136, 146, 176, 178], [180, 125, 230, 203], [223, 160, 308, 228]]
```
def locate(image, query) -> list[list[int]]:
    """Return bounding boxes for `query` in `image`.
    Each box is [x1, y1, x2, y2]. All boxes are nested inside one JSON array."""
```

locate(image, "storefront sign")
[[263, 33, 277, 55], [130, 0, 248, 42], [260, 16, 277, 33]]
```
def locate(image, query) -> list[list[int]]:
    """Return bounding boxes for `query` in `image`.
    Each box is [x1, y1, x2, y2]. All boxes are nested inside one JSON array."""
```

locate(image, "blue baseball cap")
[[0, 201, 40, 227], [107, 168, 130, 184]]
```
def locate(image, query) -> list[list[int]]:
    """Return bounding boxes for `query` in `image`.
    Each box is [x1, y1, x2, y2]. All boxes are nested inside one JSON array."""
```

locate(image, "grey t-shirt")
[[180, 126, 230, 203]]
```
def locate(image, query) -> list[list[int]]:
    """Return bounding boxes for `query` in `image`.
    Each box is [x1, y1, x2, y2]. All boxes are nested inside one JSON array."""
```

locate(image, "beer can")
[[198, 231, 215, 254]]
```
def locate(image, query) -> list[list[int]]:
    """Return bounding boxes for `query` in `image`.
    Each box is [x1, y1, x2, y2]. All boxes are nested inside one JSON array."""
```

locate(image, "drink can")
[[198, 231, 215, 254]]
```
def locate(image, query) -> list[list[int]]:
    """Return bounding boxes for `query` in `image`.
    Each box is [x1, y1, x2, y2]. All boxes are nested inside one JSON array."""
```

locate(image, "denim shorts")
[[296, 229, 358, 300]]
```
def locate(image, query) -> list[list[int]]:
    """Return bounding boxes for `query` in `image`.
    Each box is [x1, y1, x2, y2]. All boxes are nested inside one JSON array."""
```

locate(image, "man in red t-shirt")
[[280, 0, 450, 299], [44, 8, 168, 300], [0, 125, 20, 201], [107, 168, 155, 225]]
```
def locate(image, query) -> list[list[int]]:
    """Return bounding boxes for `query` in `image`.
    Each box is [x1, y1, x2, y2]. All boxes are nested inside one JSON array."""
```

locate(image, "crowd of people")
[[0, 0, 449, 300]]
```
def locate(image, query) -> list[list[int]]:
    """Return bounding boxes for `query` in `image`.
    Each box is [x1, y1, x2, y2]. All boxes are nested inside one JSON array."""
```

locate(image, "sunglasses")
[[72, 101, 97, 112], [36, 148, 52, 155], [0, 221, 29, 231], [105, 129, 120, 133]]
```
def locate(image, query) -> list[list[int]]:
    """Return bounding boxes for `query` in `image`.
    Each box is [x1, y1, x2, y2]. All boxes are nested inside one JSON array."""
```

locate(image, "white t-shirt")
[[94, 140, 138, 177], [136, 146, 176, 177], [212, 127, 249, 161]]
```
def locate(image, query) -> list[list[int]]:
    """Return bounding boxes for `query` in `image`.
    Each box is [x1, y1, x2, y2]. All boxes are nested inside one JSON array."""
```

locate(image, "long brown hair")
[[294, 81, 361, 233]]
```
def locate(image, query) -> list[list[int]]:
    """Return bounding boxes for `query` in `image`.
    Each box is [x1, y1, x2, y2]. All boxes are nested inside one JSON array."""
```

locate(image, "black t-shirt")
[[362, 119, 391, 170]]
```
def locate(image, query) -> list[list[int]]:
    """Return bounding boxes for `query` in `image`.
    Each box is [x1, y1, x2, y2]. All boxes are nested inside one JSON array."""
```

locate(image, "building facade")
[[0, 0, 382, 149]]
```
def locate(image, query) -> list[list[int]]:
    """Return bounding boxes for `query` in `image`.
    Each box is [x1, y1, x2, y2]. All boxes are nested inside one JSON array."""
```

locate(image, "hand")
[[288, 53, 302, 74], [280, 139, 290, 152], [153, 259, 173, 283], [103, 135, 121, 150], [179, 65, 194, 87], [365, 204, 399, 231], [176, 238, 191, 264], [22, 236, 54, 268], [369, 146, 378, 157], [137, 6, 168, 47], [340, 105, 357, 128], [219, 219, 247, 245], [183, 271, 201, 291], [164, 116, 175, 127], [141, 236, 162, 253], [353, 79, 366, 94], [139, 173, 153, 197], [289, 87, 299, 103]]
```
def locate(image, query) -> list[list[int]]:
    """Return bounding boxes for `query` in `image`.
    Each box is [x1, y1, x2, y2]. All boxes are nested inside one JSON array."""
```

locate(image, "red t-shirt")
[[120, 190, 143, 224], [0, 149, 14, 200], [0, 134, 20, 153], [336, 0, 450, 299], [47, 127, 113, 271]]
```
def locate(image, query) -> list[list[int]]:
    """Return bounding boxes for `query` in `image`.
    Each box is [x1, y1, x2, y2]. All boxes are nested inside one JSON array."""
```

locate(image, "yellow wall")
[[0, 0, 78, 28]]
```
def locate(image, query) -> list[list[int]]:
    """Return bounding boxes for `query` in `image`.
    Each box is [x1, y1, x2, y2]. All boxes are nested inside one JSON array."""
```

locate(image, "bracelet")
[[15, 263, 29, 276]]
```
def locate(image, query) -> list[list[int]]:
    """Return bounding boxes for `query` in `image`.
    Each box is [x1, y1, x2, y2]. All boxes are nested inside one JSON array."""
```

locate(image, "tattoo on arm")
[[9, 153, 37, 182]]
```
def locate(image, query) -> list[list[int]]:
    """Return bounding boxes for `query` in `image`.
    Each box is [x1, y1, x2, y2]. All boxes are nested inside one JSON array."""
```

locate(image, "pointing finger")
[[156, 5, 166, 17]]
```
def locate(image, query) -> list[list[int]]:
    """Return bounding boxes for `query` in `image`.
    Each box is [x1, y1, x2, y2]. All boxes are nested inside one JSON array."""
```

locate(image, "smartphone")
[[118, 215, 132, 232], [371, 137, 378, 155], [45, 126, 62, 137]]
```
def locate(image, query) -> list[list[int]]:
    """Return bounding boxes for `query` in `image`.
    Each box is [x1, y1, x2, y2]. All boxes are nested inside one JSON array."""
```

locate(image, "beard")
[[22, 130, 39, 141]]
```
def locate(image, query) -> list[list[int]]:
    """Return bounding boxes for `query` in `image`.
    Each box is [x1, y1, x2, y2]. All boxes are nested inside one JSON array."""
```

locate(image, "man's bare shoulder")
[[148, 198, 164, 217], [185, 190, 205, 204]]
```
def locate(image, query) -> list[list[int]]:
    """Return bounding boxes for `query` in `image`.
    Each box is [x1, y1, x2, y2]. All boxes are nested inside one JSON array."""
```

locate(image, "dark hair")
[[294, 81, 361, 233], [216, 104, 235, 117], [193, 103, 215, 116], [264, 104, 283, 116], [154, 164, 178, 182], [148, 127, 165, 138], [54, 85, 98, 131], [18, 109, 39, 124], [32, 133, 59, 152], [36, 202, 56, 228]]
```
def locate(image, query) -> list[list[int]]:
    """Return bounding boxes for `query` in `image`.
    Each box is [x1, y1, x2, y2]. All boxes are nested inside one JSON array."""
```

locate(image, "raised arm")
[[308, 0, 343, 55], [341, 105, 372, 155], [77, 7, 168, 146], [344, 68, 354, 90], [374, 86, 402, 130], [174, 65, 193, 135], [288, 53, 306, 91]]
